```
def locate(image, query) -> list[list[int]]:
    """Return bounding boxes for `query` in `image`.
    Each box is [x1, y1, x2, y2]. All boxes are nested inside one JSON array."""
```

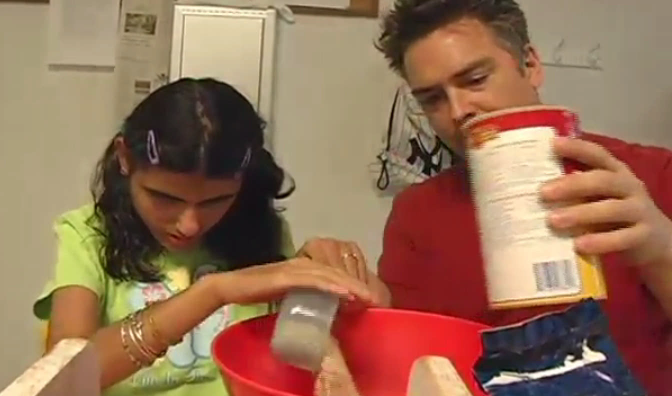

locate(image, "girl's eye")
[[150, 192, 180, 204]]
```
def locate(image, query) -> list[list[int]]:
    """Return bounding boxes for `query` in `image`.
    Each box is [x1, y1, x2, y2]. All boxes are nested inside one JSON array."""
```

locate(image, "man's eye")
[[469, 74, 489, 86], [417, 92, 445, 108]]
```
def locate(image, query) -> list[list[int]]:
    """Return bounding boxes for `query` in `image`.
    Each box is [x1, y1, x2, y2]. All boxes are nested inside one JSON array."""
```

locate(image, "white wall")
[[0, 3, 117, 387], [272, 13, 399, 263], [1, 0, 671, 388], [520, 0, 672, 145]]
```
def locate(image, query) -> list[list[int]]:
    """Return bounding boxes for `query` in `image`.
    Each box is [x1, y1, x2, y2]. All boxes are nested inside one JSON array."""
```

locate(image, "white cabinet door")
[[170, 6, 277, 124], [179, 15, 263, 109]]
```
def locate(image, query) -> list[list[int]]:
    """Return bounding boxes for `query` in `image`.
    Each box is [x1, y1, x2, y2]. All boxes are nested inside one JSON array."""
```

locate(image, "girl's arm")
[[48, 273, 225, 389], [48, 258, 377, 389]]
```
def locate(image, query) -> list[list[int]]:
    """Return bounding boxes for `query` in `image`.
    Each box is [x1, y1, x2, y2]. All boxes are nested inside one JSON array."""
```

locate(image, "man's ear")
[[522, 44, 544, 89], [114, 137, 131, 176]]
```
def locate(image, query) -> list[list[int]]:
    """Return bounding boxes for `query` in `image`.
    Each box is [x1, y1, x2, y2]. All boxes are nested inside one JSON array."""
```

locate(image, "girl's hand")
[[211, 257, 377, 306], [298, 238, 369, 283], [298, 238, 392, 307]]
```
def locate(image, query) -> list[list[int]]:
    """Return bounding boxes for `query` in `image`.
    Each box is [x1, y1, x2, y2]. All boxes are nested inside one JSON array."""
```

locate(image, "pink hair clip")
[[147, 130, 160, 165], [240, 147, 252, 169]]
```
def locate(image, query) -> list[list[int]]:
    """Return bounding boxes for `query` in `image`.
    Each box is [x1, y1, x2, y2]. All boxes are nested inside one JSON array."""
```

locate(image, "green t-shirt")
[[33, 205, 295, 396]]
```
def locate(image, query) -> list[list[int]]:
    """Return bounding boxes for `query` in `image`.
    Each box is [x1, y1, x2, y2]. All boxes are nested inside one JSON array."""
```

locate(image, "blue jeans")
[[474, 299, 646, 396]]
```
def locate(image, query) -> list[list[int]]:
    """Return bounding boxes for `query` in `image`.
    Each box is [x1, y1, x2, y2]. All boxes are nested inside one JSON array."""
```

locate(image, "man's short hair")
[[376, 0, 531, 74]]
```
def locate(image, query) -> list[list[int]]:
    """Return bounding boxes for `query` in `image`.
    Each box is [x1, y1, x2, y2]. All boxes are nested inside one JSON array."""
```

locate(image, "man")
[[375, 0, 672, 394]]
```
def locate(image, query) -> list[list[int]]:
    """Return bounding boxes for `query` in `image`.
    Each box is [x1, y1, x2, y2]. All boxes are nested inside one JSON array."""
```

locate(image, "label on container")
[[468, 125, 583, 303]]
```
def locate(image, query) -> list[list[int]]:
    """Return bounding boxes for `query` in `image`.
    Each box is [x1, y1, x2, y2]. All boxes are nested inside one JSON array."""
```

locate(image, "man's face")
[[403, 18, 544, 156]]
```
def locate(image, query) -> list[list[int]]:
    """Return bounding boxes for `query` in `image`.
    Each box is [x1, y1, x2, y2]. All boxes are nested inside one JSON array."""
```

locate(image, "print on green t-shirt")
[[122, 265, 268, 392], [33, 205, 296, 396]]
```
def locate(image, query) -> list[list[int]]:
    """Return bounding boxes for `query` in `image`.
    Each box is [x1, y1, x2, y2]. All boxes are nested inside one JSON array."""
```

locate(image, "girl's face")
[[128, 166, 242, 251]]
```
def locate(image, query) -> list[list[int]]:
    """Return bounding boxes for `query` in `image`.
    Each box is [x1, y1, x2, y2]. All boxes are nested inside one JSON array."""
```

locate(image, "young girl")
[[33, 78, 389, 396]]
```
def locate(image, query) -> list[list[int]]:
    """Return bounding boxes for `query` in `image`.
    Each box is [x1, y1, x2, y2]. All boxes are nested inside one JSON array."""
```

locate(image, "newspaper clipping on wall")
[[114, 0, 174, 124]]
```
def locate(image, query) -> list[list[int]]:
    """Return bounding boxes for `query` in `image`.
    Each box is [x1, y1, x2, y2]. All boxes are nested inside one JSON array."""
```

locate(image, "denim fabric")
[[473, 299, 646, 396]]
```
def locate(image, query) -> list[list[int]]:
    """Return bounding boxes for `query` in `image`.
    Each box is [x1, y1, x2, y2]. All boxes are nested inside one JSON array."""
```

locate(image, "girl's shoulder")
[[55, 204, 100, 234], [33, 204, 108, 321], [53, 203, 108, 251]]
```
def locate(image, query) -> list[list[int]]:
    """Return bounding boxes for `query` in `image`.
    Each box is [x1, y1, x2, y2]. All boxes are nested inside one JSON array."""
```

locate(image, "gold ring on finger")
[[341, 252, 357, 260]]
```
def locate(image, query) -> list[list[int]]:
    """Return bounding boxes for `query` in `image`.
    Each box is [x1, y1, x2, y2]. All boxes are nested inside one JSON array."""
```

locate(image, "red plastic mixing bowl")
[[212, 308, 490, 396]]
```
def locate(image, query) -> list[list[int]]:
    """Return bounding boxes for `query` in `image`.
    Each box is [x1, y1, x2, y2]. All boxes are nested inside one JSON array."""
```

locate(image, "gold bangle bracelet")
[[128, 319, 154, 365], [120, 319, 144, 368], [130, 311, 167, 365], [145, 311, 181, 348], [137, 312, 166, 358]]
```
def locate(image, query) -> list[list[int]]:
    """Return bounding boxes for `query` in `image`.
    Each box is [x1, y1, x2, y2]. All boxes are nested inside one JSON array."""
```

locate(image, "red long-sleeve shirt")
[[379, 133, 672, 396]]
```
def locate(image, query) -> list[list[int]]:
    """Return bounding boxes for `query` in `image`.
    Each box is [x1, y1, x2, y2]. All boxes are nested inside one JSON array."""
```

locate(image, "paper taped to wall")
[[47, 0, 120, 67], [114, 0, 174, 124]]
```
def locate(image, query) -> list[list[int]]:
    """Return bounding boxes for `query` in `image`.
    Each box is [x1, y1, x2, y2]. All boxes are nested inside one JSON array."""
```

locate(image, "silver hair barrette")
[[146, 130, 160, 165], [240, 147, 252, 169]]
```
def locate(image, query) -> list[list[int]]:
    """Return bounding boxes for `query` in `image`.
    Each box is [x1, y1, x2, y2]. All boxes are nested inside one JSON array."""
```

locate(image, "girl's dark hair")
[[90, 77, 294, 282]]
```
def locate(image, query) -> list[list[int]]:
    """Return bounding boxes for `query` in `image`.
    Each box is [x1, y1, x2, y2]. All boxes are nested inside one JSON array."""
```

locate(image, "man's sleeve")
[[612, 139, 672, 218], [377, 194, 427, 311], [641, 148, 672, 217], [614, 141, 672, 319]]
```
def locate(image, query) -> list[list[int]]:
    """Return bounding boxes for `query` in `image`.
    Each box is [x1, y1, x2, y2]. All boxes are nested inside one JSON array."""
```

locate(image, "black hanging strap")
[[376, 88, 402, 191]]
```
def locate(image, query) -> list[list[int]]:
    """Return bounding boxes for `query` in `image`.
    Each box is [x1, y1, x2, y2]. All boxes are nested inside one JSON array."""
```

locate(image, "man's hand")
[[541, 136, 672, 266]]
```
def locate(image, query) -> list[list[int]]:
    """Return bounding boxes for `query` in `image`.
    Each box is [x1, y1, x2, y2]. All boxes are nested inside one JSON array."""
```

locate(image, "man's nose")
[[176, 207, 201, 238], [446, 87, 477, 127]]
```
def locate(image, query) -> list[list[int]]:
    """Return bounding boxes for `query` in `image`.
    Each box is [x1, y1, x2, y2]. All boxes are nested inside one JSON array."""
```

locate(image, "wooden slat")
[[290, 0, 379, 17], [0, 0, 379, 18]]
